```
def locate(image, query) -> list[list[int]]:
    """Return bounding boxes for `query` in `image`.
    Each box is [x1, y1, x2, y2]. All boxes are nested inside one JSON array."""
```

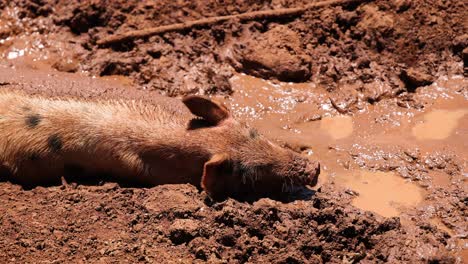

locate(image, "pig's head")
[[183, 95, 320, 200]]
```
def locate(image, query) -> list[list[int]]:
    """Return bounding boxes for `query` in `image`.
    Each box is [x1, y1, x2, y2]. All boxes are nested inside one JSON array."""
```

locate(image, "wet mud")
[[0, 0, 467, 263], [222, 73, 467, 262]]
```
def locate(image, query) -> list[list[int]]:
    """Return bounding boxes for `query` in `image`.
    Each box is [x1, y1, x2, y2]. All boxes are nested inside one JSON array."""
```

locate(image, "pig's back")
[[0, 91, 194, 185]]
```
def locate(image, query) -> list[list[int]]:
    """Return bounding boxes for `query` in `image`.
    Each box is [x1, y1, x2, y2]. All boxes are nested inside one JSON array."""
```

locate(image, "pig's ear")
[[202, 153, 231, 200], [182, 95, 230, 125]]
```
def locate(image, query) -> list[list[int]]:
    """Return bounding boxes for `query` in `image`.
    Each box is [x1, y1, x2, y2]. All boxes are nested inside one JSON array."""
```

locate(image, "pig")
[[0, 91, 320, 199]]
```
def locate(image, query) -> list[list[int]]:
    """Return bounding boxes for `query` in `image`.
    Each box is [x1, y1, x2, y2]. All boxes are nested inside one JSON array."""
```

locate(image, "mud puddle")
[[222, 73, 467, 218], [341, 170, 424, 217], [319, 115, 354, 140], [412, 109, 467, 140], [318, 167, 426, 218], [223, 74, 468, 260], [0, 8, 81, 73]]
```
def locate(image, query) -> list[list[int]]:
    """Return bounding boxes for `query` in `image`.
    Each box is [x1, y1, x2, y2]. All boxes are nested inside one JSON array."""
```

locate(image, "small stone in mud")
[[52, 59, 79, 73], [394, 0, 412, 12], [452, 34, 468, 55], [204, 68, 233, 95], [308, 115, 322, 122], [345, 189, 359, 196], [399, 68, 434, 91], [168, 219, 200, 245], [97, 57, 144, 77], [356, 57, 371, 69], [188, 237, 210, 261], [217, 230, 237, 247], [396, 93, 424, 109]]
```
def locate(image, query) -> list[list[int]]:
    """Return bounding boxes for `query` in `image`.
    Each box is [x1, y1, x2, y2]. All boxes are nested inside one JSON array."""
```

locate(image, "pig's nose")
[[306, 160, 320, 186]]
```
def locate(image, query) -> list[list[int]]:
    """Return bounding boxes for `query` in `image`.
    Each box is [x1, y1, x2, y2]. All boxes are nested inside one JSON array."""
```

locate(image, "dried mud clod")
[[399, 67, 435, 92], [0, 0, 466, 103], [3, 0, 462, 101], [228, 25, 312, 82], [168, 219, 202, 245]]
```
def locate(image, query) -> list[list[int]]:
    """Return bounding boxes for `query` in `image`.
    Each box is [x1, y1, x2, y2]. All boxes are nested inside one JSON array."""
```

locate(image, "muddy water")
[[223, 74, 468, 261], [0, 11, 81, 72], [412, 109, 467, 140], [320, 116, 353, 140], [341, 171, 424, 217], [221, 74, 467, 218]]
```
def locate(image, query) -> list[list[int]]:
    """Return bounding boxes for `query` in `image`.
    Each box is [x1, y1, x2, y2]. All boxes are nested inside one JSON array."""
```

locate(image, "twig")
[[329, 97, 349, 114], [97, 0, 369, 47]]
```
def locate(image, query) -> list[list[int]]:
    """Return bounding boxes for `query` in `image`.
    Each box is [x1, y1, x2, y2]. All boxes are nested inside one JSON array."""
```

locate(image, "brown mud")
[[0, 0, 467, 263]]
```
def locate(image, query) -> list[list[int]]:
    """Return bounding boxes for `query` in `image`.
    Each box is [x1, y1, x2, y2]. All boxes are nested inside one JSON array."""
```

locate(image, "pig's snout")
[[288, 157, 320, 188], [305, 160, 320, 187]]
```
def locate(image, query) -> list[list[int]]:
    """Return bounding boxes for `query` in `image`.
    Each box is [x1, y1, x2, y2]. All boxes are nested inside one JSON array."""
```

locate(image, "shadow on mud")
[[219, 186, 317, 204], [0, 167, 316, 203], [0, 168, 149, 189]]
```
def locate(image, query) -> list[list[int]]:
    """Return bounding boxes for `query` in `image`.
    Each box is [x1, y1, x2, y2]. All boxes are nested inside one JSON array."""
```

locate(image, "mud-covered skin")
[[0, 91, 319, 198]]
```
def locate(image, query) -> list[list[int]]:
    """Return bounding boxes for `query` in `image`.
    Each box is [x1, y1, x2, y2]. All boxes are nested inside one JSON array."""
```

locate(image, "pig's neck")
[[137, 120, 224, 159], [115, 115, 224, 185]]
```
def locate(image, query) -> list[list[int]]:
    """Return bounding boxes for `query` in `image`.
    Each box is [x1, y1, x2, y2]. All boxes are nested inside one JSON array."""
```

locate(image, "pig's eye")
[[249, 128, 259, 139]]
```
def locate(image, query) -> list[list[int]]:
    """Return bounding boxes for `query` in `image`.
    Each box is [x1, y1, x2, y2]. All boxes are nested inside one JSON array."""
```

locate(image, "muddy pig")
[[0, 91, 320, 199]]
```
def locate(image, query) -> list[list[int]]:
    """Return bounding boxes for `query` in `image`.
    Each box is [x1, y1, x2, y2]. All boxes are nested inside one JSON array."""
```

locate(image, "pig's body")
[[0, 91, 320, 199]]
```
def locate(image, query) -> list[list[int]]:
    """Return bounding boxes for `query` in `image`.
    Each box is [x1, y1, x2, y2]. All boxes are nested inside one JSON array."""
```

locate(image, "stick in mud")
[[97, 0, 371, 47]]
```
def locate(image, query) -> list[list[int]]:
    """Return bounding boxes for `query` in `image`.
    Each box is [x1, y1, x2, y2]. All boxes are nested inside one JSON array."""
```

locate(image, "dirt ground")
[[0, 0, 467, 263]]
